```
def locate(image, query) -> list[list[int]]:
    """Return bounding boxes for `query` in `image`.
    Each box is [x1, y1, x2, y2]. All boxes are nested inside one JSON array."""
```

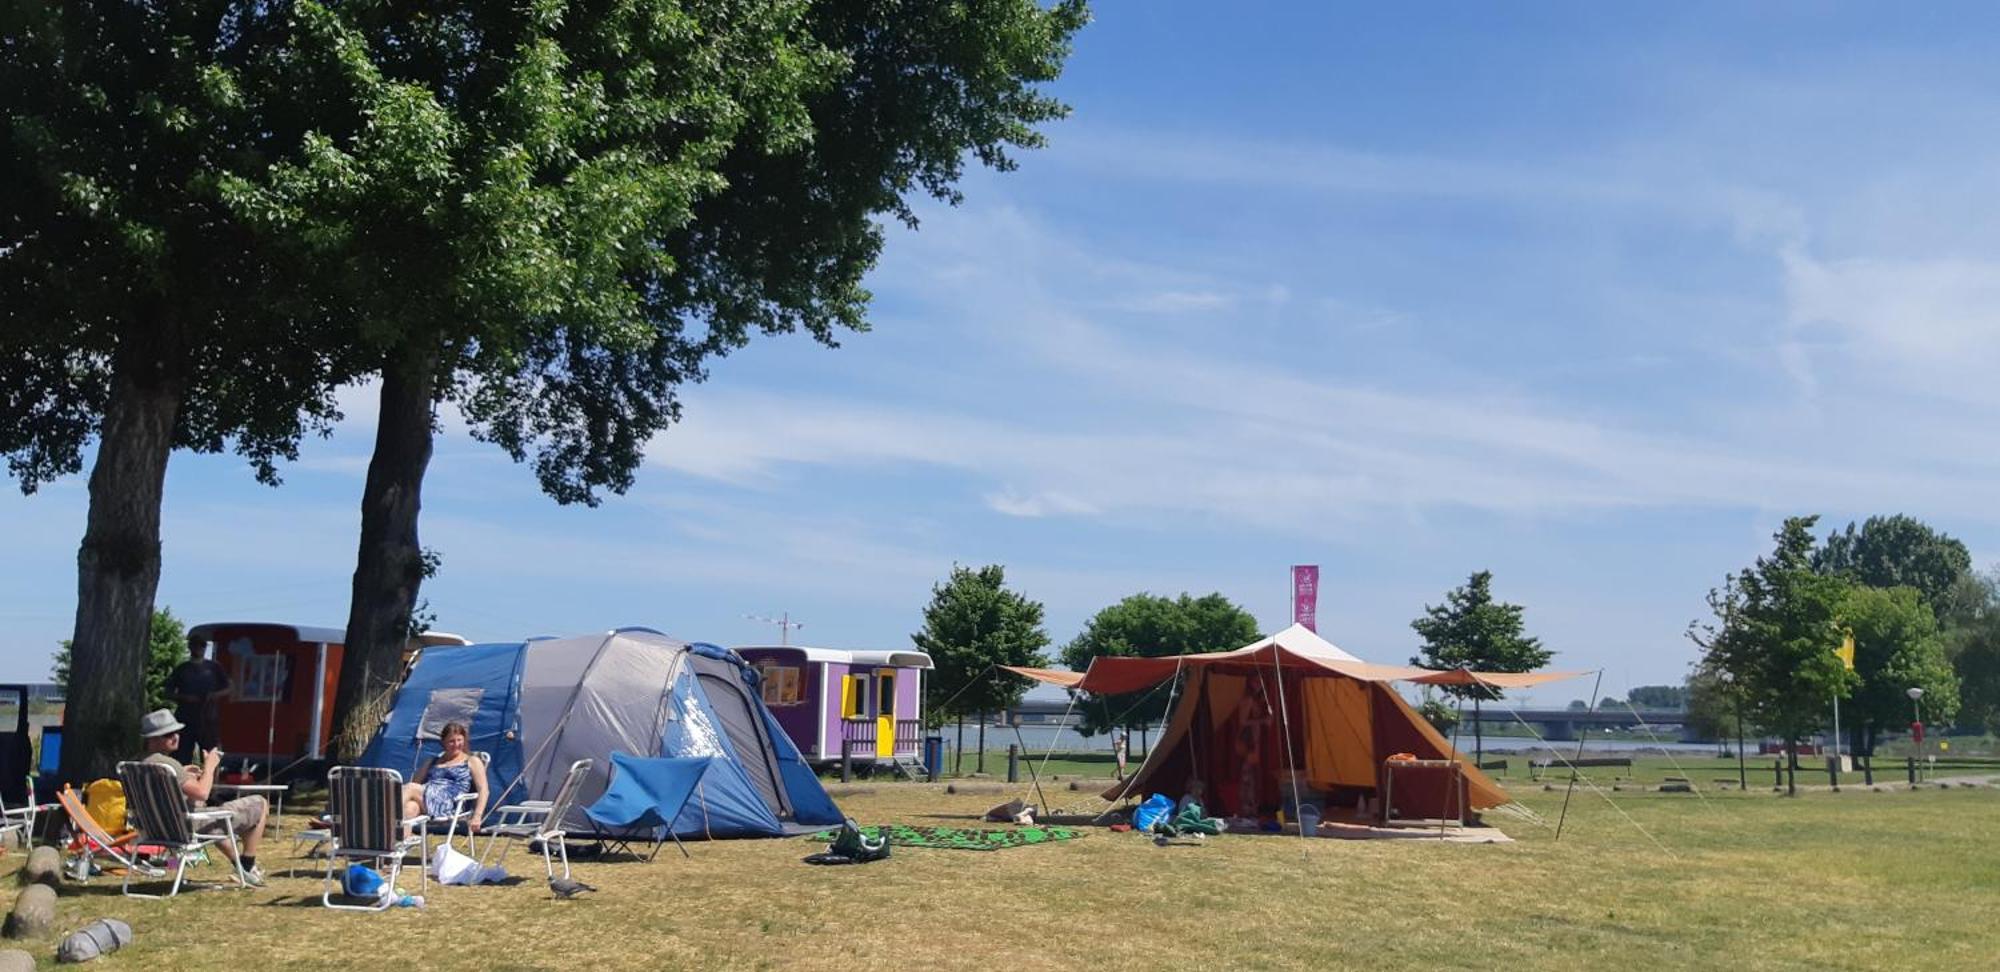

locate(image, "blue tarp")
[[583, 752, 717, 833]]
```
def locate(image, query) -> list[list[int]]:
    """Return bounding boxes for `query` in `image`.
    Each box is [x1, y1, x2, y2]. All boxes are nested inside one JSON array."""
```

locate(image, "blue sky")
[[6, 3, 2000, 706]]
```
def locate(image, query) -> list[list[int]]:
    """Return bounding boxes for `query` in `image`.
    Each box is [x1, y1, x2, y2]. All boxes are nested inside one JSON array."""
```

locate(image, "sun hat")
[[138, 709, 185, 739]]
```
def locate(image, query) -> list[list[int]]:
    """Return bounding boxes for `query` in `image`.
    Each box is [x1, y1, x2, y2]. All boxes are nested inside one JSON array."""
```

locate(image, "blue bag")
[[343, 863, 386, 898], [1132, 793, 1174, 833]]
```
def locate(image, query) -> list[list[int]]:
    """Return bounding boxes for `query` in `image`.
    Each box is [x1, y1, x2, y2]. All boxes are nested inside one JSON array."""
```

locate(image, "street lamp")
[[1907, 687, 1926, 779]]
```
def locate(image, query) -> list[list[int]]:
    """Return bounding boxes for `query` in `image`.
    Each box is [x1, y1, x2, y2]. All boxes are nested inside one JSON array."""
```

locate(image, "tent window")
[[418, 688, 484, 741]]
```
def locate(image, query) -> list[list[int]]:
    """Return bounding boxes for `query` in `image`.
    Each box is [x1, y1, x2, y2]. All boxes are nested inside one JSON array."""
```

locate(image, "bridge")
[[1005, 699, 1696, 742]]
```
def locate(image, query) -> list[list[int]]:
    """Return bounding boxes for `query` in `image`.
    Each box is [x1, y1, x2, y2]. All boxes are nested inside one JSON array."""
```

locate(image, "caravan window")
[[756, 663, 804, 707]]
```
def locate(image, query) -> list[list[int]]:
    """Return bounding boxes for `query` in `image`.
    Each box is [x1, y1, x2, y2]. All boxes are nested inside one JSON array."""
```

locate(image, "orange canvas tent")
[[1005, 624, 1583, 823]]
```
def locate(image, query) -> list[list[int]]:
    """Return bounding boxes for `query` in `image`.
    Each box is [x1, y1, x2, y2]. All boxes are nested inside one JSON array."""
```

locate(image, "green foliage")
[[1409, 570, 1553, 701], [1625, 684, 1688, 710], [1814, 515, 1973, 621], [1683, 662, 1753, 741], [1, 1, 355, 489], [51, 607, 188, 711], [1418, 697, 1461, 734], [1842, 585, 1959, 738], [1691, 516, 1856, 746], [1058, 592, 1260, 736], [912, 565, 1050, 722]]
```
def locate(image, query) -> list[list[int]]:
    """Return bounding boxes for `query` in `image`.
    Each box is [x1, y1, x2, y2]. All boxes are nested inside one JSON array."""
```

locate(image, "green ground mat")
[[805, 824, 1086, 851]]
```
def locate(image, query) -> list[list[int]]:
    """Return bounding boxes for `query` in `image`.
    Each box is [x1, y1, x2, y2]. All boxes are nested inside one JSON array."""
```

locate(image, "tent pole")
[[1554, 669, 1605, 842], [1012, 724, 1050, 812], [1092, 656, 1185, 821], [1269, 644, 1308, 857]]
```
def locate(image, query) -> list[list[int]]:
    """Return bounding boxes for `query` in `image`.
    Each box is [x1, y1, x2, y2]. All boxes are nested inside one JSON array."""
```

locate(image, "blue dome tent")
[[360, 628, 842, 838]]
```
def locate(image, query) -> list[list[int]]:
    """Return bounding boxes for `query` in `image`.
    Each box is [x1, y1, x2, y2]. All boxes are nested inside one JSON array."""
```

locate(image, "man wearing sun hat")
[[138, 708, 268, 886]]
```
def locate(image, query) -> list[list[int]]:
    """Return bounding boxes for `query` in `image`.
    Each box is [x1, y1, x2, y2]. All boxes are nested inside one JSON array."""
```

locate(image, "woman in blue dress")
[[401, 722, 488, 835]]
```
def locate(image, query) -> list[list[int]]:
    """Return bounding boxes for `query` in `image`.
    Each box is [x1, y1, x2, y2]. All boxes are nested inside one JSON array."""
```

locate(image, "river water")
[[941, 721, 1725, 757]]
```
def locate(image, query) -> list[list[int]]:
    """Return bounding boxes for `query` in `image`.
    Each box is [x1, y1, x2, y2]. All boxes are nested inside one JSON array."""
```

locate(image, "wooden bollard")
[[1863, 756, 1874, 786], [841, 741, 854, 783], [1006, 744, 1020, 784], [1773, 759, 1783, 788], [1907, 757, 1917, 785]]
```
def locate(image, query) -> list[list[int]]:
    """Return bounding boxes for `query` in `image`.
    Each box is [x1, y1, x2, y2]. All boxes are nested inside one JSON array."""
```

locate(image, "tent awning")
[[1001, 626, 1587, 695]]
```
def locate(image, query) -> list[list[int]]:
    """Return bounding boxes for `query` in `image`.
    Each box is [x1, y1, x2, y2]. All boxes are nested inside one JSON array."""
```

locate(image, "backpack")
[[83, 778, 130, 836]]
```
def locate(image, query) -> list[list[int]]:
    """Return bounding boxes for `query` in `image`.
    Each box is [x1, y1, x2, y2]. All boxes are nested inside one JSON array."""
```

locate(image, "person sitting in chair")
[[137, 709, 268, 886], [402, 722, 487, 835]]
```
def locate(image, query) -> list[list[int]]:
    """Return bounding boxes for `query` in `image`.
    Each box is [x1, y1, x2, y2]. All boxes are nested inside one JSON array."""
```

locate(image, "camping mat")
[[806, 824, 1085, 851]]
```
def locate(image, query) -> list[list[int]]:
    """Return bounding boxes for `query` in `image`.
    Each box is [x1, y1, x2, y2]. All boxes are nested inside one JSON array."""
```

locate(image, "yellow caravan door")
[[876, 671, 896, 758]]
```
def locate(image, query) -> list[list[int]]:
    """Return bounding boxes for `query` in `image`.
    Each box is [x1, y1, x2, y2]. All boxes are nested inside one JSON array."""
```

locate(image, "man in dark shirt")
[[164, 639, 230, 763]]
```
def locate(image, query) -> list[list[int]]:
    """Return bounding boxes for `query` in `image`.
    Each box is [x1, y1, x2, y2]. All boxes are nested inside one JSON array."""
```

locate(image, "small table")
[[1380, 758, 1468, 829], [213, 783, 291, 824]]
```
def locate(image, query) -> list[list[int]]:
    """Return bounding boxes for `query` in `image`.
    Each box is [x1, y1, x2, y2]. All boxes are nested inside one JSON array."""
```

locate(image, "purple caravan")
[[734, 646, 932, 775]]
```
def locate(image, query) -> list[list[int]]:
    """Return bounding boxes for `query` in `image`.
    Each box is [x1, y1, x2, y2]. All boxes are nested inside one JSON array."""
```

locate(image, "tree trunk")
[[1785, 739, 1798, 796], [976, 710, 987, 774], [58, 348, 184, 785], [330, 350, 439, 761], [1734, 700, 1747, 790], [1473, 695, 1484, 764], [954, 715, 964, 776]]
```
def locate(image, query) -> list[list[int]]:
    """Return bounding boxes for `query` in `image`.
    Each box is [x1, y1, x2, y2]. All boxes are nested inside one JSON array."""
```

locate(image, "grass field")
[[5, 759, 1997, 971]]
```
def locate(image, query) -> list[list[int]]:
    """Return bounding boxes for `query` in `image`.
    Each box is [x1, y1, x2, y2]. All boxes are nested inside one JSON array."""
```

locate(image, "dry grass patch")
[[1, 778, 1995, 971]]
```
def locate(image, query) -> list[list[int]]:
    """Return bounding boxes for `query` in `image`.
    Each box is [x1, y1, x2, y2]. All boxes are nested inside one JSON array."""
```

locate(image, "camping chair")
[[322, 766, 430, 911], [115, 760, 249, 898], [0, 773, 56, 849], [581, 752, 711, 863], [439, 752, 491, 857], [54, 785, 161, 882], [480, 758, 591, 880]]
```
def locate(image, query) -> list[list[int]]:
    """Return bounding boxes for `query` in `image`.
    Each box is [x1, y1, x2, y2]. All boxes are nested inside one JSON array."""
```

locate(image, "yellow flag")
[[1836, 629, 1856, 671]]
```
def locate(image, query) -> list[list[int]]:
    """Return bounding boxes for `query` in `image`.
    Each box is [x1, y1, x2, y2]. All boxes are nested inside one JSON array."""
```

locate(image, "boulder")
[[20, 846, 62, 889], [0, 948, 34, 972], [3, 884, 57, 939]]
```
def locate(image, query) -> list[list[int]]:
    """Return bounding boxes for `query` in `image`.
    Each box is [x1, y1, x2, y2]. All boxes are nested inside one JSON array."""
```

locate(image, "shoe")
[[240, 866, 266, 888]]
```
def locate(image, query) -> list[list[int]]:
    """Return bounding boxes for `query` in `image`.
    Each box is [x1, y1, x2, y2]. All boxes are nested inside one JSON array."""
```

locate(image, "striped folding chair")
[[323, 766, 429, 911], [480, 758, 591, 880], [114, 761, 248, 898]]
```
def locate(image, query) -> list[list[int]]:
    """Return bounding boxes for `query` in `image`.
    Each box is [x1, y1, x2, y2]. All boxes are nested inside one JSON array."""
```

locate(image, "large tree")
[[217, 0, 1089, 760], [1059, 592, 1259, 738], [3, 1, 361, 780], [1690, 516, 1854, 795], [911, 564, 1050, 774], [1839, 585, 1959, 757], [1409, 570, 1553, 762], [1814, 515, 1973, 620]]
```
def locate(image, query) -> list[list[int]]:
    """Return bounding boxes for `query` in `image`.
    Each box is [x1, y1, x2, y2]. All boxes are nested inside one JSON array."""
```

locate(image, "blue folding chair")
[[581, 752, 720, 861]]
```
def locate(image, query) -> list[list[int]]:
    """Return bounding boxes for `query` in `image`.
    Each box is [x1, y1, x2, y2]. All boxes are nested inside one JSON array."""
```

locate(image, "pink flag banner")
[[1292, 565, 1320, 632]]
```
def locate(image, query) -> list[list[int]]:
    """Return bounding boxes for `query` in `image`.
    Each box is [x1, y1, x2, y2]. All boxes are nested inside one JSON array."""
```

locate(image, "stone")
[[0, 948, 34, 972], [1657, 783, 1693, 793], [20, 846, 61, 889], [3, 884, 57, 939]]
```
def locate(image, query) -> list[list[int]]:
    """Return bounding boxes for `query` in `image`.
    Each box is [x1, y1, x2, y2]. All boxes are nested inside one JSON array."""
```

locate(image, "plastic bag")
[[343, 863, 386, 899], [432, 843, 506, 885], [1132, 794, 1174, 833]]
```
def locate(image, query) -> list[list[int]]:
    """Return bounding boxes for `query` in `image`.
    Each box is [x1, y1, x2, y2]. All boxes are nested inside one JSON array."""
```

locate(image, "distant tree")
[[1841, 585, 1959, 755], [1625, 685, 1688, 710], [1060, 593, 1260, 737], [1943, 568, 2000, 732], [1410, 570, 1553, 763], [1566, 699, 1590, 712], [1683, 663, 1748, 743], [1418, 696, 1460, 735], [1815, 515, 1973, 619], [1690, 516, 1854, 795], [1598, 695, 1626, 711], [911, 565, 1050, 773], [52, 607, 188, 713]]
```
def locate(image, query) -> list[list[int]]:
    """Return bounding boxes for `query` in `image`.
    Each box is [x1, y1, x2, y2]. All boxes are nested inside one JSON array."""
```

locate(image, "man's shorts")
[[198, 796, 267, 837]]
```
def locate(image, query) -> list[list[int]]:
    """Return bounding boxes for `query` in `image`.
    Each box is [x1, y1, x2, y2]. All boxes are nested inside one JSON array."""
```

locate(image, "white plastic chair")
[[479, 758, 591, 880], [115, 761, 249, 898]]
